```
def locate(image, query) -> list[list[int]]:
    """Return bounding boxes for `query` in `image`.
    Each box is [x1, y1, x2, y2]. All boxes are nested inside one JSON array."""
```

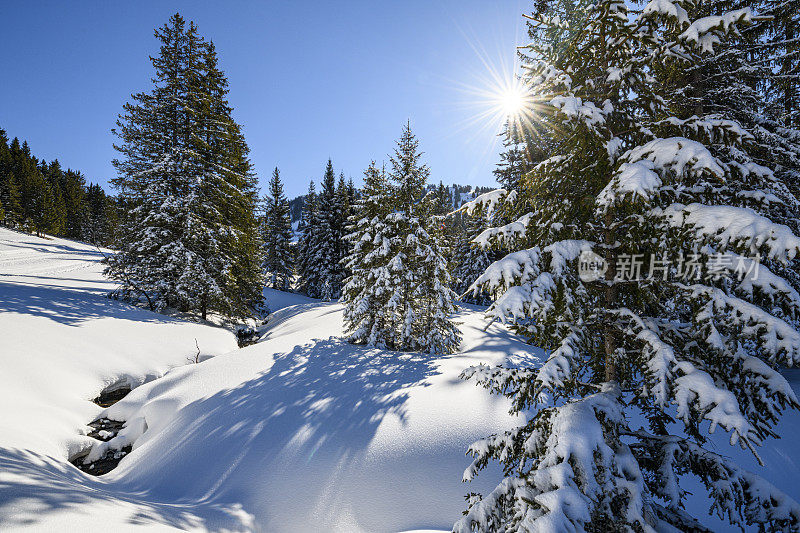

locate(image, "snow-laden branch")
[[613, 308, 757, 447], [449, 188, 516, 218], [707, 250, 800, 317], [469, 241, 594, 324], [613, 309, 677, 408], [598, 137, 725, 210], [633, 431, 800, 529], [456, 387, 649, 533], [473, 213, 534, 248], [690, 284, 800, 366], [655, 203, 800, 261], [535, 329, 583, 392], [545, 240, 594, 275], [469, 248, 542, 294], [549, 95, 613, 127], [654, 116, 751, 144], [640, 0, 689, 27], [678, 8, 753, 54]]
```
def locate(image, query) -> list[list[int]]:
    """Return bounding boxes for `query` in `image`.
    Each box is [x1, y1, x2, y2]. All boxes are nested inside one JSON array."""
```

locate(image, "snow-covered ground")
[[3, 227, 800, 532], [0, 229, 239, 530], [0, 228, 529, 531]]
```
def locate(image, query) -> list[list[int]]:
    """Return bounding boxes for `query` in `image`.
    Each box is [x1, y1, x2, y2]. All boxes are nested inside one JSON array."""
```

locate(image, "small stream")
[[70, 384, 132, 475], [70, 326, 259, 476]]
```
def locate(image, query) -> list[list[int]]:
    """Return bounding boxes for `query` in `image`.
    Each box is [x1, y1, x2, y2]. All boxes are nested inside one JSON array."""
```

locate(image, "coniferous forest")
[[1, 2, 800, 532], [0, 131, 118, 243]]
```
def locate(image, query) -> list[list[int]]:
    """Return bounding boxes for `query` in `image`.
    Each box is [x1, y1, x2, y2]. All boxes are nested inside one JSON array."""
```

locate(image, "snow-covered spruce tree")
[[261, 167, 294, 291], [343, 123, 461, 354], [342, 161, 393, 345], [452, 207, 493, 305], [455, 1, 800, 531], [316, 160, 347, 300], [108, 13, 262, 318], [335, 172, 354, 282], [297, 180, 323, 297]]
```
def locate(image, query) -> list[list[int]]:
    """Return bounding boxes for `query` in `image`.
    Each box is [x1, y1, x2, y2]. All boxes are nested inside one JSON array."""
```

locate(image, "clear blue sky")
[[0, 1, 528, 197]]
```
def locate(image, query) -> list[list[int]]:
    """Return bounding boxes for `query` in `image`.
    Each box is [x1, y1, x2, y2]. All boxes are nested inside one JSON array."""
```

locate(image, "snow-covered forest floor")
[[2, 227, 800, 532], [0, 228, 523, 531]]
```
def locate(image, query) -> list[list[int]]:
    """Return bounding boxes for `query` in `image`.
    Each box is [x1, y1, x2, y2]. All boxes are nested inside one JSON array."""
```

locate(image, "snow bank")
[[81, 303, 531, 532], [0, 228, 238, 528]]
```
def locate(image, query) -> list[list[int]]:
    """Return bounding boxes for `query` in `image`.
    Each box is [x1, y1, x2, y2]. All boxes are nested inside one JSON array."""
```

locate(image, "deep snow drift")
[[0, 229, 528, 531], [3, 227, 800, 532]]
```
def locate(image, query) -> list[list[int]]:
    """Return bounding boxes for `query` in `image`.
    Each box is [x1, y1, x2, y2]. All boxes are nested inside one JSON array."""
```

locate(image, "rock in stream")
[[70, 384, 132, 475]]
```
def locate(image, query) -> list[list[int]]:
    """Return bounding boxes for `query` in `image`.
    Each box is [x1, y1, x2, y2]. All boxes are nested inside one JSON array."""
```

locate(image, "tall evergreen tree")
[[456, 2, 800, 531], [50, 184, 66, 236], [107, 13, 262, 318], [315, 159, 346, 300], [342, 161, 393, 344], [335, 172, 354, 281], [262, 167, 294, 291], [59, 169, 88, 240], [84, 183, 114, 245], [0, 172, 23, 228], [29, 174, 56, 237], [297, 180, 324, 297]]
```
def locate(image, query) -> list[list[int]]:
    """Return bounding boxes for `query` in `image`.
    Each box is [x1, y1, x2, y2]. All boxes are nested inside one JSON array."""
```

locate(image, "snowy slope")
[[3, 227, 799, 532], [0, 229, 238, 530], [0, 228, 532, 532], [63, 303, 532, 532]]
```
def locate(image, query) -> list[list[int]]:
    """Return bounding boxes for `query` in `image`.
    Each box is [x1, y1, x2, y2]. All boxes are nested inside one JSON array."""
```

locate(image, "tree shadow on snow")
[[0, 238, 105, 259], [209, 336, 438, 448], [116, 337, 441, 512], [0, 447, 252, 530], [0, 280, 175, 326]]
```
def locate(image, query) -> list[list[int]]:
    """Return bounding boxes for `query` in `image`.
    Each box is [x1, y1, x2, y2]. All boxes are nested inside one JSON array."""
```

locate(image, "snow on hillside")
[[4, 227, 800, 532], [88, 302, 531, 532], [0, 228, 530, 531], [0, 229, 239, 530]]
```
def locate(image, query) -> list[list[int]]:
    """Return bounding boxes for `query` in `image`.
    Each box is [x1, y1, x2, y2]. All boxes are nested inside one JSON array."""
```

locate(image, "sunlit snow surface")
[[0, 228, 529, 531], [2, 228, 800, 532]]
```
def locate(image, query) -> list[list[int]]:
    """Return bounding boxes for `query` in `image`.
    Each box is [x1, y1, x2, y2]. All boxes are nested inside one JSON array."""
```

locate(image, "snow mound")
[[0, 228, 534, 531], [83, 303, 532, 532]]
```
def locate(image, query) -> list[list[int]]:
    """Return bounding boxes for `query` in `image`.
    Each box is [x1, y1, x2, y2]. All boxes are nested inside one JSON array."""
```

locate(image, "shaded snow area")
[[0, 228, 529, 532], [0, 228, 238, 530], [4, 228, 800, 532]]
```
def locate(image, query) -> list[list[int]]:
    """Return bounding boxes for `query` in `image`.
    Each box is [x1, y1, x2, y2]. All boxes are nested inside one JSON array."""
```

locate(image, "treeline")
[[0, 130, 117, 244], [285, 182, 492, 226], [262, 155, 496, 307]]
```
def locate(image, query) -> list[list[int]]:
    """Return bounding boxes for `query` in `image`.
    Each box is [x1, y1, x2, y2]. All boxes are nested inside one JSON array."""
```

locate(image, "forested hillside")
[[0, 130, 117, 244]]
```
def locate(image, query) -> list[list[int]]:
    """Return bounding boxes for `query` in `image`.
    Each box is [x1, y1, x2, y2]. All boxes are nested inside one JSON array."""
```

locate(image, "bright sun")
[[498, 84, 527, 117]]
